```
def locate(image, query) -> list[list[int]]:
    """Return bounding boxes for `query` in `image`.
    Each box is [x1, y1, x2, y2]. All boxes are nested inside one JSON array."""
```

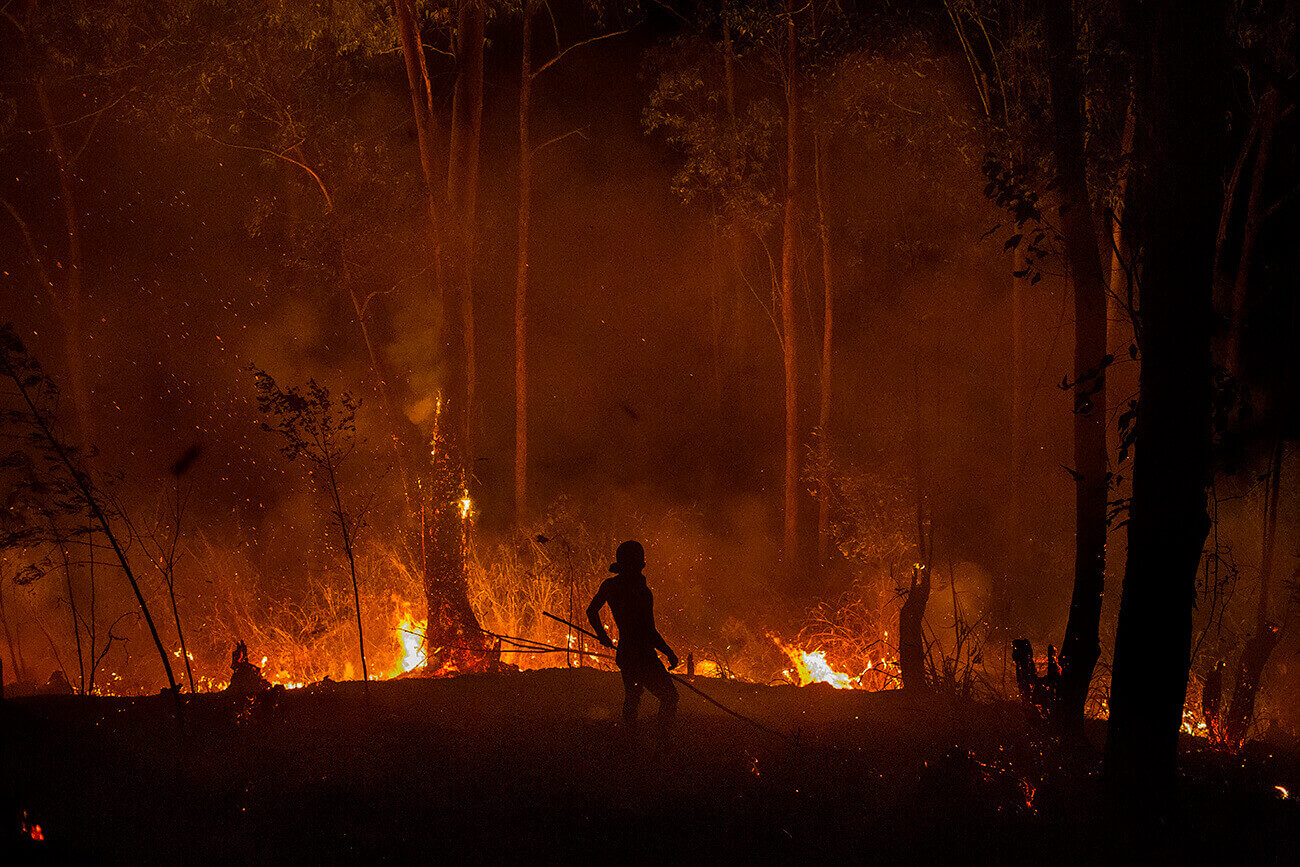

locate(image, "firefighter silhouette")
[[587, 540, 679, 731]]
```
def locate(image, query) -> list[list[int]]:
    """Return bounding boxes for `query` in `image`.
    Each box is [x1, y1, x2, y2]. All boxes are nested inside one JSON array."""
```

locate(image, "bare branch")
[[533, 27, 633, 79], [0, 197, 60, 305], [532, 126, 587, 156], [199, 132, 333, 212]]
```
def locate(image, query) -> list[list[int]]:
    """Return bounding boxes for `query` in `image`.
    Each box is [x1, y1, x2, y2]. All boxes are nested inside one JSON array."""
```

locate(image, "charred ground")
[[6, 670, 1298, 863]]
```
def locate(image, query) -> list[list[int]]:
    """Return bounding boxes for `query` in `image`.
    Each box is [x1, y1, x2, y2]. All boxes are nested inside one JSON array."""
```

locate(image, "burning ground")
[[6, 670, 1298, 862]]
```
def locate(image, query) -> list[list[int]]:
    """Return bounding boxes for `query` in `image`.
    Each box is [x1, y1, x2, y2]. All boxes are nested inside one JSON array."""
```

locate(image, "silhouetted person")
[[227, 640, 270, 694], [587, 540, 679, 732], [39, 670, 73, 696]]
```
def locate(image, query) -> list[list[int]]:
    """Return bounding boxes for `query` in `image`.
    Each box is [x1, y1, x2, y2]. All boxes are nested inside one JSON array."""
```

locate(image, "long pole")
[[542, 611, 793, 741]]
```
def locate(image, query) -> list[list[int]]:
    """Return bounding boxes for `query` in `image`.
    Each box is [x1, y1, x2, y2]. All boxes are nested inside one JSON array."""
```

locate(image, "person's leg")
[[644, 663, 678, 728], [621, 669, 644, 727]]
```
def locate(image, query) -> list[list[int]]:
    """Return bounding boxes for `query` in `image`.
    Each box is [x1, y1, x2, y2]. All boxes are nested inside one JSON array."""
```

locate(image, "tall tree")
[[516, 1, 535, 526], [1043, 0, 1111, 725], [1105, 0, 1226, 807], [779, 0, 801, 572], [447, 0, 485, 458], [514, 2, 633, 525], [394, 0, 486, 670]]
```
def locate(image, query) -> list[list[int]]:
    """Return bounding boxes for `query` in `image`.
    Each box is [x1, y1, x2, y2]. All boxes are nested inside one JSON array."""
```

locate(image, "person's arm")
[[649, 597, 678, 669], [654, 630, 678, 670], [586, 582, 614, 647]]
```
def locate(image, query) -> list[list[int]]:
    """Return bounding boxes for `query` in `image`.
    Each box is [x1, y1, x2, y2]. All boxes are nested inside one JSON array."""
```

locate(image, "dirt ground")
[[4, 669, 1298, 864]]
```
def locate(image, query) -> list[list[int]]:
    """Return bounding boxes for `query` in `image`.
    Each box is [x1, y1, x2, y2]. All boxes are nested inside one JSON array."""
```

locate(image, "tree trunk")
[[1004, 245, 1028, 640], [1106, 101, 1136, 359], [1044, 0, 1109, 725], [394, 0, 484, 667], [1105, 0, 1223, 809], [1227, 87, 1281, 369], [0, 577, 27, 684], [515, 2, 534, 526], [780, 0, 801, 573], [899, 565, 932, 692], [900, 358, 933, 691], [814, 129, 834, 567], [1222, 436, 1284, 747], [722, 6, 736, 121], [448, 0, 484, 458]]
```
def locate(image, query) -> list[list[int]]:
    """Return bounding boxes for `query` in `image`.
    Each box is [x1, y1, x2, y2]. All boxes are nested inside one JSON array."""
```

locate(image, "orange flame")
[[775, 638, 858, 689]]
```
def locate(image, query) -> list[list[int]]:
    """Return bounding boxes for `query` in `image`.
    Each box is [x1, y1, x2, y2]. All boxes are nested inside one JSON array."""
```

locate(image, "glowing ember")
[[1276, 785, 1290, 800]]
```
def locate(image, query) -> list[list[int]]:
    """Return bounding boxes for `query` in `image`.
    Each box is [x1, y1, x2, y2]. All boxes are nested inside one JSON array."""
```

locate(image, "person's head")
[[610, 540, 646, 574]]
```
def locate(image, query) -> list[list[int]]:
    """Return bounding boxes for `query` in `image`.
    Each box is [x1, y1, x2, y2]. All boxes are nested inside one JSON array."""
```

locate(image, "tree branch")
[[199, 132, 333, 212], [533, 27, 633, 79], [532, 126, 588, 156], [0, 197, 60, 305]]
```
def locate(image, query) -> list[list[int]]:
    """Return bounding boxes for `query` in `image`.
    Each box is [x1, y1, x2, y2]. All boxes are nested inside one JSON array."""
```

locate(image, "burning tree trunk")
[[1044, 0, 1110, 726], [394, 0, 486, 668], [1105, 0, 1224, 807]]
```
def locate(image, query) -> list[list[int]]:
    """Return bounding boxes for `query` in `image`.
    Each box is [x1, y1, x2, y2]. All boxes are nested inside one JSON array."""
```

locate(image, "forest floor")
[[4, 668, 1298, 864]]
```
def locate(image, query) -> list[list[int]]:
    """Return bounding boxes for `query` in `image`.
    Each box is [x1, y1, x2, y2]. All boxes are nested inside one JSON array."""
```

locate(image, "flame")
[[796, 649, 857, 689], [775, 638, 858, 689], [397, 616, 425, 673]]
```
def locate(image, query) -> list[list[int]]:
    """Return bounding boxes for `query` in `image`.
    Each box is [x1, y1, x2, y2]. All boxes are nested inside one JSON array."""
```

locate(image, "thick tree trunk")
[[1105, 0, 1223, 809], [780, 0, 801, 572], [395, 0, 484, 667], [1044, 0, 1109, 725]]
